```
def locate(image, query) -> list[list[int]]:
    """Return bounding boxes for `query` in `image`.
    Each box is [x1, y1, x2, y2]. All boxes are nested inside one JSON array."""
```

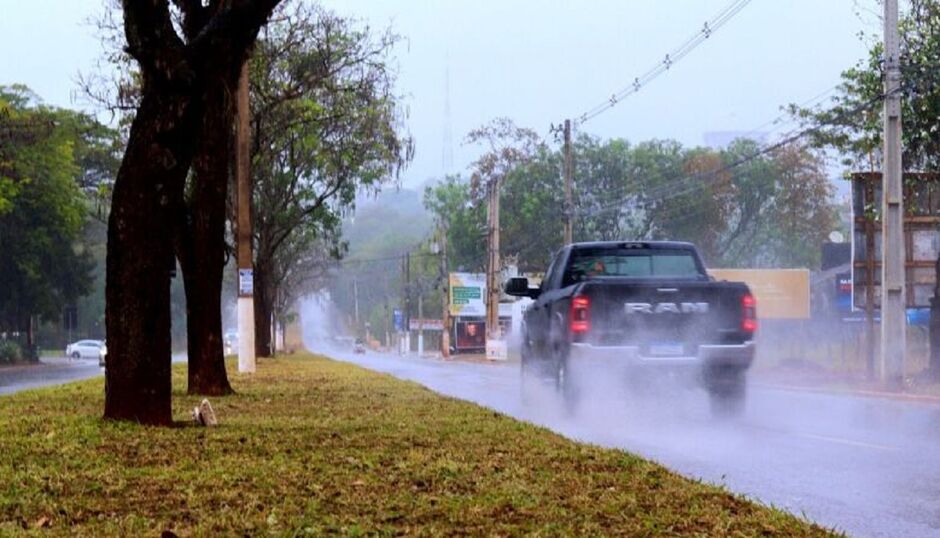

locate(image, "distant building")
[[703, 131, 768, 150]]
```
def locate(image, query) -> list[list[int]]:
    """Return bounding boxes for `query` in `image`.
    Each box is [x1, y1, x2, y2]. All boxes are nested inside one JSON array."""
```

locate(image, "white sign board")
[[449, 272, 486, 317], [238, 269, 254, 295]]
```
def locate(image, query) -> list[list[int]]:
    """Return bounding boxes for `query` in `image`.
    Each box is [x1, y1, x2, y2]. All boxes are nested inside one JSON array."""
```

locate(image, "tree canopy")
[[0, 86, 113, 345], [424, 133, 836, 271], [790, 0, 940, 172]]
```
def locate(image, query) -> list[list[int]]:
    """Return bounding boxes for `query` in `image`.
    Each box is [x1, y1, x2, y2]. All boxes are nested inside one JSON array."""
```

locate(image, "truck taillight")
[[570, 295, 590, 334], [741, 293, 757, 334]]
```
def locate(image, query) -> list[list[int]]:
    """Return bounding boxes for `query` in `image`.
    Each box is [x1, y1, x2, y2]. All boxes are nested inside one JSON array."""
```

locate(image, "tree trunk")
[[178, 82, 235, 396], [254, 265, 274, 357], [105, 90, 197, 426]]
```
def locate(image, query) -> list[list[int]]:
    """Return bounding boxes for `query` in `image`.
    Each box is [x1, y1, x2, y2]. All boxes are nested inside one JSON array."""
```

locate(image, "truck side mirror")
[[505, 277, 539, 299]]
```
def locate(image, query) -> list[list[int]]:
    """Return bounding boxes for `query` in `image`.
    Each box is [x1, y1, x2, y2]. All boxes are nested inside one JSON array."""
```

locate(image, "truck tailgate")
[[576, 279, 750, 353]]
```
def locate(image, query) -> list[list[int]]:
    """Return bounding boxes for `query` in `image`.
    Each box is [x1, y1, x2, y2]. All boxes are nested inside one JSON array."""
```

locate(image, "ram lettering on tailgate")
[[624, 302, 710, 314]]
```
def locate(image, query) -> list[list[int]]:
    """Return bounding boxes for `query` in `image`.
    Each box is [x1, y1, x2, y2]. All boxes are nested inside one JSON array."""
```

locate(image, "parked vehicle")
[[506, 241, 756, 416], [66, 339, 108, 366], [224, 332, 238, 356]]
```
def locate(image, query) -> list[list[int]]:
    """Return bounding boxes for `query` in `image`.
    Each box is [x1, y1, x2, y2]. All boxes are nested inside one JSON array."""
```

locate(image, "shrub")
[[0, 340, 23, 364]]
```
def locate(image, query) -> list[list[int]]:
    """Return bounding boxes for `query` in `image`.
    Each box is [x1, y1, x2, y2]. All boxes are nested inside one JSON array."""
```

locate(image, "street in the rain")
[[317, 344, 940, 538]]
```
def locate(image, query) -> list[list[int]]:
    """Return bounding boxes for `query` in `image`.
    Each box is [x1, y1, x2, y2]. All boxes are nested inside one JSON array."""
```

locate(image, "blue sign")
[[907, 307, 930, 327], [393, 309, 403, 332]]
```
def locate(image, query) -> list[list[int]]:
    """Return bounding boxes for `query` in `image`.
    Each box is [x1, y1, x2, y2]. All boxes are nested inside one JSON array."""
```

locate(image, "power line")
[[574, 89, 891, 222], [575, 0, 753, 126]]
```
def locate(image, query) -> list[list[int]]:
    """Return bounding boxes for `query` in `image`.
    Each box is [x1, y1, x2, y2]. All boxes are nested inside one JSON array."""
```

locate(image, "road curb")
[[753, 382, 940, 405]]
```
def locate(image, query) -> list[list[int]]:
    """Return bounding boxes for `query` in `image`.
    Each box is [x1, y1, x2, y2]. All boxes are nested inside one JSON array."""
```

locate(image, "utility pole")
[[486, 177, 502, 350], [417, 291, 424, 356], [401, 252, 411, 354], [353, 278, 360, 336], [881, 0, 905, 388], [235, 61, 256, 374], [439, 220, 451, 358], [563, 119, 573, 245]]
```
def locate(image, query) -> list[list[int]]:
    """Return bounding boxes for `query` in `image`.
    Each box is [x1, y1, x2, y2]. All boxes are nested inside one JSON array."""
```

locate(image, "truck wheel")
[[519, 336, 539, 406], [552, 341, 579, 415], [707, 374, 746, 418]]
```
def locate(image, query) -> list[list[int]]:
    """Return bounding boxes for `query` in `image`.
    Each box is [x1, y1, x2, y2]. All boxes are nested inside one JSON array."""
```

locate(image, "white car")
[[65, 340, 107, 366], [224, 332, 238, 355]]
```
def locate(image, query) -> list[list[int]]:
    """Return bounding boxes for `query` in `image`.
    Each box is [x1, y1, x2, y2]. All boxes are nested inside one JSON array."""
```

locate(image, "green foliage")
[[425, 133, 835, 271], [424, 175, 487, 272], [250, 2, 411, 322], [0, 340, 22, 364], [0, 86, 100, 334], [790, 0, 940, 171]]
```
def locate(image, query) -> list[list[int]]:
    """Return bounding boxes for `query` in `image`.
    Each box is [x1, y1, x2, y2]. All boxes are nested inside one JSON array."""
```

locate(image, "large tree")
[[248, 4, 409, 356], [105, 0, 282, 425]]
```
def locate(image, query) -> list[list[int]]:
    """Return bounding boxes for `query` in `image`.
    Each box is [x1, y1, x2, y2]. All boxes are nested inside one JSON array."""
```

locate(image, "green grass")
[[0, 354, 836, 536]]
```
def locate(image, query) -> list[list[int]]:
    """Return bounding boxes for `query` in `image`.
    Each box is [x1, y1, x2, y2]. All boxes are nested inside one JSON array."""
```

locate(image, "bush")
[[0, 340, 23, 364]]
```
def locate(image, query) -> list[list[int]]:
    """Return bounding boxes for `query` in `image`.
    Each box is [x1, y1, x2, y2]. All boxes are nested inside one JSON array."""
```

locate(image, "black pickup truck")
[[505, 241, 756, 416]]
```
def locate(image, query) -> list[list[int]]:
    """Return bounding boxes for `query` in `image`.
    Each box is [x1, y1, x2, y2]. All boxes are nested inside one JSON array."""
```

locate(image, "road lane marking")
[[794, 432, 898, 452]]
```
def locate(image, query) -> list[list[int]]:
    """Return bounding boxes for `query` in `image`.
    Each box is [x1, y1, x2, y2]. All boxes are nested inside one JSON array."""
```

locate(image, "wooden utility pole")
[[881, 0, 905, 388], [439, 220, 451, 358], [235, 61, 256, 374], [563, 119, 573, 245], [486, 179, 501, 343]]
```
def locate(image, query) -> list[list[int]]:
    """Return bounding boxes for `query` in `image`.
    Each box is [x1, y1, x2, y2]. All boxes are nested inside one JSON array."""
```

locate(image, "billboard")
[[709, 268, 810, 319], [450, 273, 486, 316], [455, 320, 485, 350]]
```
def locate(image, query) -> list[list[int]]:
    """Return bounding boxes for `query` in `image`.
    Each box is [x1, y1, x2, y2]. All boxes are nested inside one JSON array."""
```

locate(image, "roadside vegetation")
[[0, 354, 835, 536]]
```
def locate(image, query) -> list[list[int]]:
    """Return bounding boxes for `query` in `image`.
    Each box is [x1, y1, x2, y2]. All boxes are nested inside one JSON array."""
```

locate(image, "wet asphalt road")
[[321, 347, 940, 538], [0, 355, 187, 396], [0, 358, 103, 395]]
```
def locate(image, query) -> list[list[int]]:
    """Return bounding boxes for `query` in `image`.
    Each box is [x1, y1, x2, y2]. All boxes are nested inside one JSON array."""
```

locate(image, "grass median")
[[0, 353, 836, 536]]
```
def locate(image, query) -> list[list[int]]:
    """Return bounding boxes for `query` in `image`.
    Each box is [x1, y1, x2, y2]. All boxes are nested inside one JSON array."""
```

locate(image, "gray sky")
[[0, 1, 881, 188]]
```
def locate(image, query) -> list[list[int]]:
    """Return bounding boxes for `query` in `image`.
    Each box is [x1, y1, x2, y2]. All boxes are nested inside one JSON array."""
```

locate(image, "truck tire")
[[707, 371, 746, 418], [551, 338, 580, 415], [519, 335, 539, 406]]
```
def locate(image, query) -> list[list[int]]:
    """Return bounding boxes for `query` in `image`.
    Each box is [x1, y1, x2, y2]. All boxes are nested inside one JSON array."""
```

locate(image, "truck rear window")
[[564, 248, 702, 284]]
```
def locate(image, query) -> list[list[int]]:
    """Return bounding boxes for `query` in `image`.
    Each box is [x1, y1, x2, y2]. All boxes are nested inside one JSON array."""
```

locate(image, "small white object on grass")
[[191, 398, 218, 427]]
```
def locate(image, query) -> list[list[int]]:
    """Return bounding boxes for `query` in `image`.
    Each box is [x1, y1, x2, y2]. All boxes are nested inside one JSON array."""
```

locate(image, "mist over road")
[[318, 346, 940, 538]]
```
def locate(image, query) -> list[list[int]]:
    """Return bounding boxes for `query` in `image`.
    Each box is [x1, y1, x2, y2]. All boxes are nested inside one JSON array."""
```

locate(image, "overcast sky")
[[0, 0, 882, 188]]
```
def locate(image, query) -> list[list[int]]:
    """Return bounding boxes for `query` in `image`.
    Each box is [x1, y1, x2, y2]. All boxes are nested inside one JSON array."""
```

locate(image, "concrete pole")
[[418, 291, 424, 356], [881, 0, 905, 388], [563, 119, 573, 245], [236, 61, 256, 374], [353, 278, 360, 335]]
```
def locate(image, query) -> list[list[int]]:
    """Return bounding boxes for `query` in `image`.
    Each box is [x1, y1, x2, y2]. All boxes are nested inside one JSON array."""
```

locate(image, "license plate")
[[648, 343, 684, 356]]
